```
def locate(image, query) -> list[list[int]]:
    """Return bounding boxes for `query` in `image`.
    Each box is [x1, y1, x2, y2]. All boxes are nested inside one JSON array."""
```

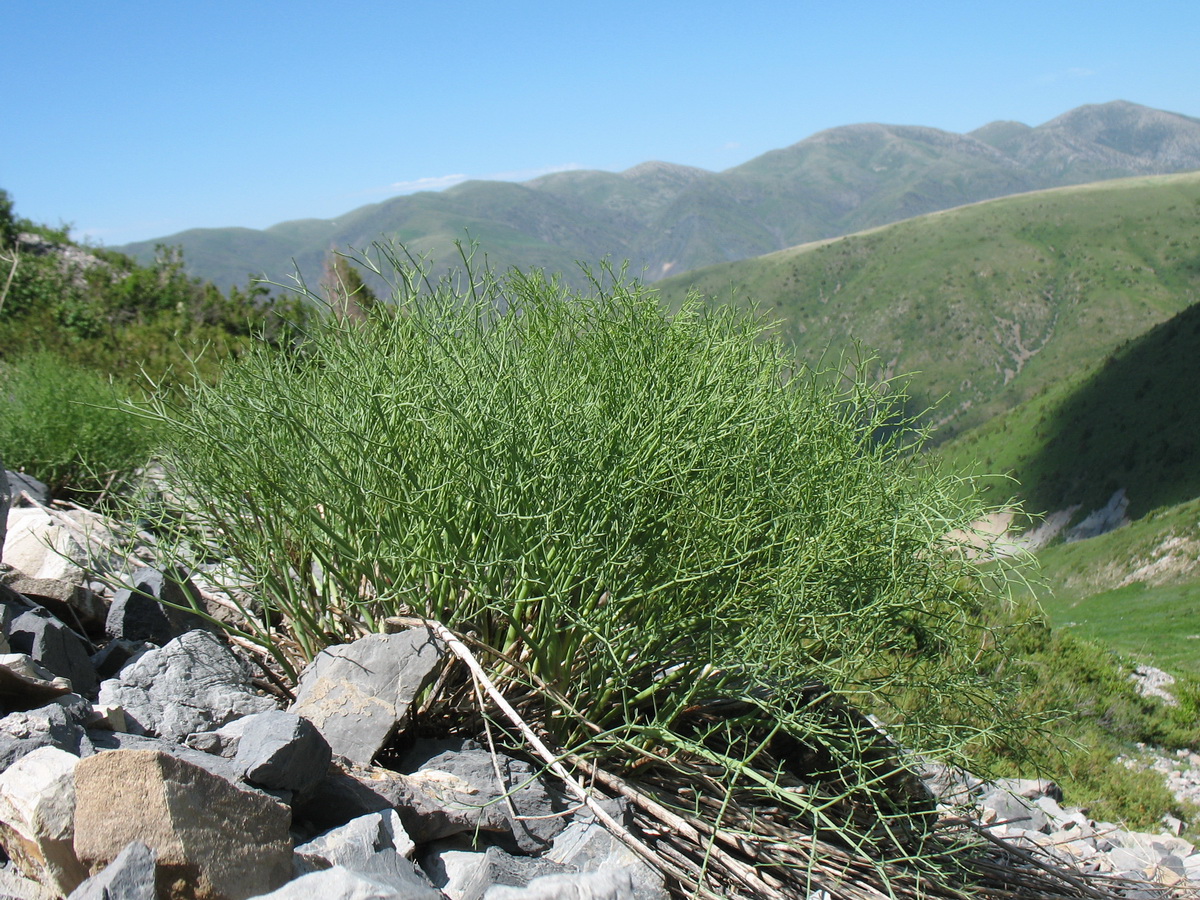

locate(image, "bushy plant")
[[0, 351, 159, 501], [138, 244, 1030, 881]]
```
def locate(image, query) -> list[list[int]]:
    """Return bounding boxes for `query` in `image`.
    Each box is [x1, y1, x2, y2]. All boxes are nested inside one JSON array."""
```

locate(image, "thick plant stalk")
[[423, 618, 727, 900]]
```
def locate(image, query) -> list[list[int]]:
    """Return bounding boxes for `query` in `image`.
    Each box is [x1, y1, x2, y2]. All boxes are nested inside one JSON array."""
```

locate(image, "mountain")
[[114, 101, 1200, 291], [654, 170, 1200, 444]]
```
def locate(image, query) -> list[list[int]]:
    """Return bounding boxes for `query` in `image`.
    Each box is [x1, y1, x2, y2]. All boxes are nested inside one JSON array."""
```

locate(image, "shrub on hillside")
[[0, 351, 159, 501], [137, 244, 1029, 877]]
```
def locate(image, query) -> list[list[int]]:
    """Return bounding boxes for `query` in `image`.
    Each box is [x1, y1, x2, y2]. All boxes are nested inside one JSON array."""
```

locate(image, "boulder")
[[295, 810, 434, 895], [231, 709, 331, 796], [97, 630, 275, 742], [73, 749, 293, 900], [7, 607, 97, 696], [0, 653, 75, 713], [251, 865, 440, 900], [289, 629, 445, 766], [1, 573, 107, 635], [422, 843, 572, 900], [105, 567, 216, 646], [67, 840, 157, 900], [0, 747, 88, 896], [6, 471, 49, 507], [483, 869, 638, 900], [547, 815, 668, 900], [90, 639, 155, 681], [0, 694, 93, 771], [3, 509, 87, 584]]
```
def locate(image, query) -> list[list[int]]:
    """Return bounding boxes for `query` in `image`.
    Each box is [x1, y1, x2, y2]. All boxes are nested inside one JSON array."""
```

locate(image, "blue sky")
[[3, 1, 1197, 246]]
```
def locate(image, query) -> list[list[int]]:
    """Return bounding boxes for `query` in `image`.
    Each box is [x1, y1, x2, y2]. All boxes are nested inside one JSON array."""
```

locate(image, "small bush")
[[0, 351, 159, 501], [138, 245, 1031, 875]]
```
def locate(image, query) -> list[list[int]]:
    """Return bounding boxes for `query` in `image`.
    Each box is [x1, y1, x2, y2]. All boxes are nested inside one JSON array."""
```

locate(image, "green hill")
[[656, 171, 1200, 441], [115, 101, 1200, 292]]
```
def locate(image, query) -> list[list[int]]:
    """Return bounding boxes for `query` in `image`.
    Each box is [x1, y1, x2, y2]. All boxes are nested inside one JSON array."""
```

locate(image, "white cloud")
[[387, 173, 469, 193]]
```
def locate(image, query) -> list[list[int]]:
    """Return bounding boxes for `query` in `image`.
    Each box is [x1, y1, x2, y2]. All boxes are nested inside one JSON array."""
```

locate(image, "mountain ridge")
[[114, 100, 1200, 291]]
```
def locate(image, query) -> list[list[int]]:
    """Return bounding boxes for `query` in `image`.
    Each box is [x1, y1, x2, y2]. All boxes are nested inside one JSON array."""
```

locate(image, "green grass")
[[657, 172, 1200, 443]]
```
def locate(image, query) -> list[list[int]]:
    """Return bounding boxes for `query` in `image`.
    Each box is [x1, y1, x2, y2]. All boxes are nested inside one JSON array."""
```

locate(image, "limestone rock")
[[7, 607, 97, 696], [3, 509, 87, 583], [0, 653, 75, 713], [289, 629, 444, 766], [97, 630, 275, 742], [0, 747, 88, 896], [67, 840, 157, 900], [231, 709, 331, 795], [1, 572, 107, 635], [251, 865, 439, 900], [547, 816, 668, 900], [422, 843, 572, 900], [6, 471, 49, 507], [0, 695, 93, 772], [105, 567, 216, 646], [294, 810, 434, 896], [73, 749, 293, 900], [483, 869, 638, 900]]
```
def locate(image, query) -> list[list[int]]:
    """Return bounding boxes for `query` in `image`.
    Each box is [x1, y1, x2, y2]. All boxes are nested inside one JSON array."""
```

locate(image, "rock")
[[3, 509, 87, 583], [90, 640, 155, 681], [0, 747, 88, 896], [0, 695, 93, 771], [292, 761, 396, 835], [7, 607, 97, 696], [105, 568, 216, 646], [978, 788, 1048, 835], [6, 471, 48, 507], [547, 815, 668, 900], [483, 869, 638, 900], [289, 629, 445, 766], [67, 840, 157, 900], [251, 865, 439, 900], [231, 709, 331, 795], [410, 745, 566, 852], [0, 459, 9, 552], [1130, 664, 1178, 707], [1, 572, 107, 635], [0, 859, 56, 900], [97, 630, 275, 742], [295, 810, 433, 895], [85, 731, 266, 796], [73, 749, 293, 900], [0, 653, 75, 712], [422, 843, 572, 900]]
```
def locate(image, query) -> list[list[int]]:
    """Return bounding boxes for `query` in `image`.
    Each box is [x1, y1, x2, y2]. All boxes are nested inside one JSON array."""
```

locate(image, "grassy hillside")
[[657, 171, 1200, 440], [116, 101, 1200, 292]]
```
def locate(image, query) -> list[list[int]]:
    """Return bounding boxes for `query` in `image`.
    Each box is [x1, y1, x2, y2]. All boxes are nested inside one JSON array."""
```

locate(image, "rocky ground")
[[2, 466, 1199, 900]]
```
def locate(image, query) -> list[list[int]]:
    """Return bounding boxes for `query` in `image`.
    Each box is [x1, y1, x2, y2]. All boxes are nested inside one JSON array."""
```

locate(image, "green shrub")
[[138, 245, 1029, 868], [0, 351, 159, 501]]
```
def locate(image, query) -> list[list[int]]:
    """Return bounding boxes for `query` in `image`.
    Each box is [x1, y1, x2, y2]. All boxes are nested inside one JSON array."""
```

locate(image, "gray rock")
[[412, 746, 566, 852], [483, 869, 638, 900], [2, 509, 87, 583], [0, 653, 75, 713], [547, 817, 668, 900], [7, 608, 97, 696], [295, 810, 434, 895], [979, 788, 1049, 834], [67, 840, 156, 900], [251, 865, 441, 900], [232, 709, 330, 795], [104, 568, 215, 646], [0, 858, 56, 899], [292, 762, 396, 835], [0, 459, 9, 552], [97, 630, 275, 742], [89, 640, 155, 681], [1, 573, 107, 635], [289, 629, 445, 766], [423, 843, 572, 900], [73, 749, 293, 900], [85, 729, 274, 798], [6, 471, 48, 508], [0, 695, 93, 771]]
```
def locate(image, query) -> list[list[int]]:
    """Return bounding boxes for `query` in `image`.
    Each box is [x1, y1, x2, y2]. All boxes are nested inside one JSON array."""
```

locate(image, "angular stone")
[[232, 709, 331, 795], [483, 869, 638, 900], [6, 471, 49, 507], [98, 630, 275, 742], [979, 788, 1048, 834], [1, 573, 107, 635], [0, 696, 93, 772], [412, 745, 566, 852], [67, 840, 157, 900], [0, 747, 88, 896], [3, 509, 87, 583], [73, 749, 293, 900], [423, 843, 571, 900], [295, 810, 434, 895], [289, 629, 445, 766], [252, 865, 440, 900], [90, 640, 155, 681], [105, 568, 216, 646], [547, 815, 668, 900], [0, 653, 75, 712], [0, 859, 56, 899], [7, 607, 97, 696]]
